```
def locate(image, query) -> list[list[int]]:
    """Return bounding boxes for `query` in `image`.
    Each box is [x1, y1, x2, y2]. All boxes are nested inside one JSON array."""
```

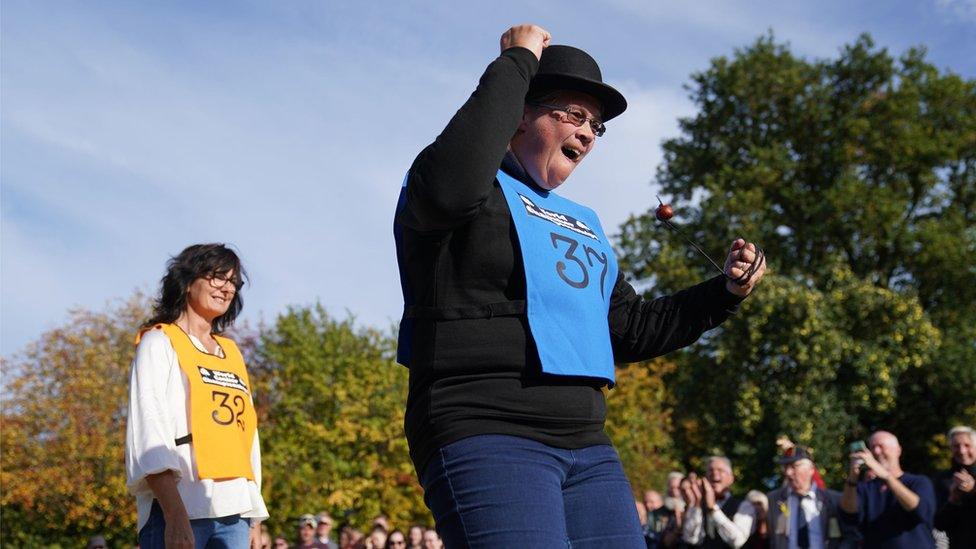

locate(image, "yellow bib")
[[141, 324, 257, 481]]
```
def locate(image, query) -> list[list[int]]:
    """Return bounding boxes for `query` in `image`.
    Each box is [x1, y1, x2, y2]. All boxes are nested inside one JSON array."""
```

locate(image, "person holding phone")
[[126, 244, 268, 548], [840, 431, 936, 548]]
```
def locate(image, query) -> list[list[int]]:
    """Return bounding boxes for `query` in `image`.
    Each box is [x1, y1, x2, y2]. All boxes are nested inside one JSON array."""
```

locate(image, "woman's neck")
[[175, 308, 215, 344]]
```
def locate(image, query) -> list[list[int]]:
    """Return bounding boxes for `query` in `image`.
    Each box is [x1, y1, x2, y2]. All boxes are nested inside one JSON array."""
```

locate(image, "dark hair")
[[385, 530, 406, 549], [143, 243, 247, 333]]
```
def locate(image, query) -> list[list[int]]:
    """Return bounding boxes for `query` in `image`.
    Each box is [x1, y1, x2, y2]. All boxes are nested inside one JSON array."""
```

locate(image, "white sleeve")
[[251, 429, 262, 490], [241, 428, 270, 520], [682, 505, 705, 544], [125, 330, 182, 494], [710, 500, 756, 549]]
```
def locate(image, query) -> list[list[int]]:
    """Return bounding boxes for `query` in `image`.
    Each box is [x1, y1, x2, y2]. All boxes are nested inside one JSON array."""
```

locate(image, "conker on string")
[[655, 197, 674, 221], [653, 194, 763, 285], [655, 203, 674, 221]]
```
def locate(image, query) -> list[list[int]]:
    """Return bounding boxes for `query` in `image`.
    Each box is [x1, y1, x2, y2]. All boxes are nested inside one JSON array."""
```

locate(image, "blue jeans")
[[419, 434, 645, 549], [139, 500, 251, 549]]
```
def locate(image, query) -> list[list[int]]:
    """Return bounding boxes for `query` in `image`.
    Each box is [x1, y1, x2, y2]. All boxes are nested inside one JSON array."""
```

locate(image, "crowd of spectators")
[[257, 512, 442, 549], [88, 424, 972, 548], [635, 425, 975, 549]]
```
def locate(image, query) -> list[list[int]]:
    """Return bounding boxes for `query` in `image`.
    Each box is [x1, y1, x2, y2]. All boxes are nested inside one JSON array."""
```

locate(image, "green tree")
[[665, 268, 937, 488], [1, 295, 150, 548], [617, 33, 974, 485], [605, 360, 680, 496], [250, 304, 427, 536]]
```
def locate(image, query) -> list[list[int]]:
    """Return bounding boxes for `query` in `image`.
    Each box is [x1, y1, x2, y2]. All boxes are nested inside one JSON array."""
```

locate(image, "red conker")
[[655, 202, 674, 221]]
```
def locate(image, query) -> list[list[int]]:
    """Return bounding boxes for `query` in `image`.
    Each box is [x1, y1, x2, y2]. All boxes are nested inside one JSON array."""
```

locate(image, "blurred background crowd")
[[633, 428, 974, 548]]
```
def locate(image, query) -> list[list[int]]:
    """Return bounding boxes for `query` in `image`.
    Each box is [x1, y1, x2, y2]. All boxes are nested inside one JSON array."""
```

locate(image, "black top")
[[395, 46, 744, 473], [933, 466, 976, 548]]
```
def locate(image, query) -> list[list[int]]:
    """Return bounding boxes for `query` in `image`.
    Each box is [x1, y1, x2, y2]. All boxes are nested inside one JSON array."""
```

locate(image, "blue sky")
[[2, 0, 974, 356]]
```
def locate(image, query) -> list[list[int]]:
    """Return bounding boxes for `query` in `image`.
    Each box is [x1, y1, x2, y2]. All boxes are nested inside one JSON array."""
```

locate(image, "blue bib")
[[496, 169, 618, 385], [394, 169, 618, 385]]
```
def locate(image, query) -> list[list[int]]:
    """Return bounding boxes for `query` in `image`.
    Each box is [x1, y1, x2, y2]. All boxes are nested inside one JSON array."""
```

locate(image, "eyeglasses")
[[528, 102, 606, 137], [206, 272, 240, 292]]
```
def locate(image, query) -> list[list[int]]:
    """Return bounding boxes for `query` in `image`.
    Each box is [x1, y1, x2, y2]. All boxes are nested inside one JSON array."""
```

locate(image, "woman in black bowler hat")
[[393, 24, 765, 548]]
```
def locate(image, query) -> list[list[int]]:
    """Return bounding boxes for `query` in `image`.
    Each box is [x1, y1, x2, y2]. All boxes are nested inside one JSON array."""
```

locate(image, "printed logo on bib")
[[519, 194, 599, 241], [198, 366, 250, 395]]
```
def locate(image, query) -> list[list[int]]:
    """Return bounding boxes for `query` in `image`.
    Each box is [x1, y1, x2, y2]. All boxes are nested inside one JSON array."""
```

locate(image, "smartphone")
[[849, 440, 867, 476]]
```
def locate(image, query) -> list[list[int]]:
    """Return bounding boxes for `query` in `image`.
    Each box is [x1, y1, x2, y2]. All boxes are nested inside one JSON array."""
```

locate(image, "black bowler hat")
[[528, 45, 627, 121], [777, 446, 815, 465]]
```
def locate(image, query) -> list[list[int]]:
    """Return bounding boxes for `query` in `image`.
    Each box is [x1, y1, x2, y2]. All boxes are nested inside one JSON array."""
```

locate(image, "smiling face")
[[707, 458, 735, 496], [951, 431, 975, 466], [185, 269, 237, 322], [510, 90, 602, 190], [869, 431, 902, 471]]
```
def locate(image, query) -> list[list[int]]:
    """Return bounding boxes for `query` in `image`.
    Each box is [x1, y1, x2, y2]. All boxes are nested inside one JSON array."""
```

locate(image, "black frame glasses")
[[205, 272, 242, 292], [527, 102, 606, 137]]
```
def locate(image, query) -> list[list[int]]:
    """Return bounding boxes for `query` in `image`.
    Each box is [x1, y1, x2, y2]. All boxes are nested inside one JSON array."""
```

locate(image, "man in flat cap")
[[766, 447, 852, 549]]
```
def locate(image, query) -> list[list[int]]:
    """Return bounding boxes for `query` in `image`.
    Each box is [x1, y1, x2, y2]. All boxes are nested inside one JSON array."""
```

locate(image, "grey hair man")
[[681, 456, 757, 548]]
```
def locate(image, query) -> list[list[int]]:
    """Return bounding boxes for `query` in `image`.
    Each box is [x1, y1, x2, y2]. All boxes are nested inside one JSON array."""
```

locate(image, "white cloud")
[[935, 0, 976, 21], [1, 4, 481, 354]]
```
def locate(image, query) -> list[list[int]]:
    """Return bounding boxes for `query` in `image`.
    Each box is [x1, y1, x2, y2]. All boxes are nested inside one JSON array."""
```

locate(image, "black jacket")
[[933, 466, 976, 547]]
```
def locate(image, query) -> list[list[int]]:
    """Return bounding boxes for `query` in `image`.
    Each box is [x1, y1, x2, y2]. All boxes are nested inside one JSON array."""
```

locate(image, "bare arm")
[[146, 470, 195, 548], [840, 456, 860, 514], [249, 520, 263, 549], [840, 484, 859, 514]]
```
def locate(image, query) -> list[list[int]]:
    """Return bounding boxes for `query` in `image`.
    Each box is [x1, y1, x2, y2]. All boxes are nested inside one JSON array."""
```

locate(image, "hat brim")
[[529, 74, 627, 122]]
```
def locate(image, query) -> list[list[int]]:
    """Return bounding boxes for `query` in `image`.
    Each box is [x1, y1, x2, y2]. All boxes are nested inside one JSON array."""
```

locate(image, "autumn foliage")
[[1, 295, 149, 547]]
